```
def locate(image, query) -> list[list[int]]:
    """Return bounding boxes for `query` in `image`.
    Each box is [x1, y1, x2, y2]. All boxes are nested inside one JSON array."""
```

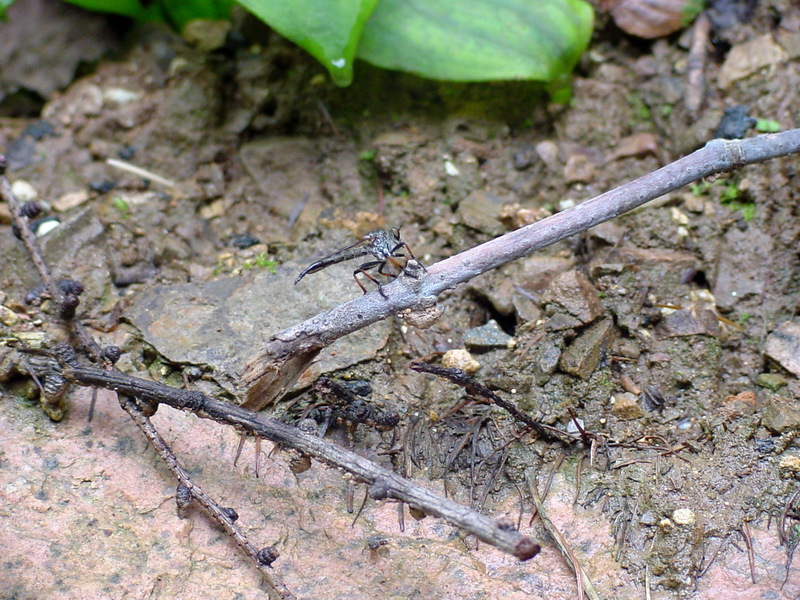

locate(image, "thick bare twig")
[[45, 357, 540, 561], [243, 130, 800, 408], [2, 162, 294, 590], [118, 395, 293, 600]]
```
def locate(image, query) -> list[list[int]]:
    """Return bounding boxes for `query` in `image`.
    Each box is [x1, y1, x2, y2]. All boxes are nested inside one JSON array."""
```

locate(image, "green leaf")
[[62, 0, 165, 22], [235, 0, 380, 86], [63, 0, 234, 29], [357, 0, 593, 83], [756, 118, 781, 133], [163, 0, 234, 30], [0, 0, 15, 20]]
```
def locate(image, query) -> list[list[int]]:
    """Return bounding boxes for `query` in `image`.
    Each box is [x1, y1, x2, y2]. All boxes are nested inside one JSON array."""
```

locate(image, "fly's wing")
[[294, 236, 373, 284]]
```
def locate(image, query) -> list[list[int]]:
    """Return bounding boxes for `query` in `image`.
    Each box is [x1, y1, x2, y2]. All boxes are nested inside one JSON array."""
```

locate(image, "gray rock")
[[765, 320, 800, 376], [514, 255, 573, 292], [541, 270, 603, 325], [468, 270, 515, 316], [659, 308, 720, 338], [762, 399, 800, 434], [125, 260, 391, 394], [512, 291, 541, 324], [464, 319, 514, 350], [534, 341, 562, 378], [560, 319, 614, 379], [588, 221, 625, 246], [456, 190, 505, 235], [712, 225, 773, 312], [545, 313, 584, 332]]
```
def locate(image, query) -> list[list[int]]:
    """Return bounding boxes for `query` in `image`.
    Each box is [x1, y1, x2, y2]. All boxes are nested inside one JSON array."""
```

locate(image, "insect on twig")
[[294, 228, 424, 294]]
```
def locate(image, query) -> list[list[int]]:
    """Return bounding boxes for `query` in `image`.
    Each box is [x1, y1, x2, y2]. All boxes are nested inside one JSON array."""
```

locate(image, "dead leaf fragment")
[[718, 34, 789, 88], [605, 0, 689, 39], [607, 133, 659, 162]]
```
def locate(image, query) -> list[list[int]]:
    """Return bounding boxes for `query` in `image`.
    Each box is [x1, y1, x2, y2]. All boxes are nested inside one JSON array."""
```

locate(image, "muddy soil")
[[2, 1, 800, 598]]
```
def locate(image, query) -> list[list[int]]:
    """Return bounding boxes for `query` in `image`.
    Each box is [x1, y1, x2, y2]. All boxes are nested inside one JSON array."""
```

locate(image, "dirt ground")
[[2, 0, 800, 598]]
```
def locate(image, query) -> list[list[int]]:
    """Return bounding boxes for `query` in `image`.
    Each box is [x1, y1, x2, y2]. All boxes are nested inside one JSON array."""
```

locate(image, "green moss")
[[241, 252, 278, 273]]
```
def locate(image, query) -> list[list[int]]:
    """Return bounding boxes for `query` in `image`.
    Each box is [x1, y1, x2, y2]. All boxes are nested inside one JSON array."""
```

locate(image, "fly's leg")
[[377, 259, 403, 278], [390, 240, 427, 276], [354, 260, 385, 294]]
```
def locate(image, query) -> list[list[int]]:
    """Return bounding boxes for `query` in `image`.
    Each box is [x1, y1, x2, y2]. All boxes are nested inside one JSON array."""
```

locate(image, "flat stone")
[[613, 338, 641, 359], [464, 319, 514, 350], [534, 341, 562, 379], [762, 399, 800, 434], [639, 511, 658, 526], [541, 270, 603, 325], [545, 313, 584, 332], [468, 271, 515, 316], [456, 190, 505, 236], [659, 308, 720, 338], [712, 225, 773, 311], [756, 373, 788, 391], [588, 221, 625, 246], [560, 319, 614, 378], [512, 291, 541, 324], [514, 255, 573, 292], [125, 260, 391, 394], [765, 320, 800, 376]]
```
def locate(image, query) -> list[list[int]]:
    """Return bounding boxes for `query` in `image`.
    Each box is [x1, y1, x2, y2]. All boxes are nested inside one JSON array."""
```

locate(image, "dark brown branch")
[[2, 161, 294, 590], [243, 130, 800, 408], [0, 160, 104, 364], [118, 395, 293, 600], [51, 358, 540, 561], [409, 361, 576, 443]]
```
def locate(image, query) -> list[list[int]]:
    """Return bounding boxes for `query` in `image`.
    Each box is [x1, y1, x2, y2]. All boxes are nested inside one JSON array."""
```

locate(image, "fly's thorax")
[[366, 230, 395, 258]]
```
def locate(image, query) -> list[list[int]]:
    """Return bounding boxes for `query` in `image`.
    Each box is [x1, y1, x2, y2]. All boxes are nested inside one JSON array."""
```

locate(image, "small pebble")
[[12, 180, 38, 202], [672, 508, 696, 526], [0, 305, 19, 326], [779, 455, 800, 476], [34, 217, 60, 237], [441, 349, 480, 375], [610, 392, 644, 420]]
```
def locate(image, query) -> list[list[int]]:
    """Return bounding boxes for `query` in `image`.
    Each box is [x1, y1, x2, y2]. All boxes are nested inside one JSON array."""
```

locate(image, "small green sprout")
[[112, 196, 130, 216], [720, 181, 740, 202], [689, 181, 712, 196]]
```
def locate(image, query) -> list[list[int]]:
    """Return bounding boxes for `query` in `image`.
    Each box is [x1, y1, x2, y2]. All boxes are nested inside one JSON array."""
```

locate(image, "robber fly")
[[294, 228, 423, 294]]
